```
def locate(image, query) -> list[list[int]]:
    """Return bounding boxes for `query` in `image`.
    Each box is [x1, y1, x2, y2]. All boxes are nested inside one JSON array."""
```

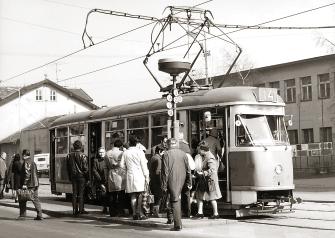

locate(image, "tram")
[[49, 86, 296, 217]]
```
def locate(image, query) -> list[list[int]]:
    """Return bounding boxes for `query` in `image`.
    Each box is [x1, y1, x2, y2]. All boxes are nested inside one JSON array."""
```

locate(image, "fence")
[[292, 142, 335, 177]]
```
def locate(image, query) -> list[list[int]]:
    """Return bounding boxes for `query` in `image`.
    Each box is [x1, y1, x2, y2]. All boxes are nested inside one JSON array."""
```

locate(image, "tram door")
[[88, 122, 102, 180], [49, 129, 56, 193], [189, 108, 228, 200]]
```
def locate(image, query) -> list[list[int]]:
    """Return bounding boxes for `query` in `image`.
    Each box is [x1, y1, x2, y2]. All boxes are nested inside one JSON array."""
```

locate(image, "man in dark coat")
[[17, 149, 43, 220], [66, 140, 89, 216], [161, 138, 192, 231], [92, 147, 109, 214]]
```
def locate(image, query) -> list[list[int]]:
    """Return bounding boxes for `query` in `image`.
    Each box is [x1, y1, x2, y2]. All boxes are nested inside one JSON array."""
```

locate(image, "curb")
[[0, 201, 233, 228]]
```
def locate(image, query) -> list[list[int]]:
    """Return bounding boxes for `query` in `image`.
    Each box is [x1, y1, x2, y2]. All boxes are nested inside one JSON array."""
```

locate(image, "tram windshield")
[[236, 114, 289, 146]]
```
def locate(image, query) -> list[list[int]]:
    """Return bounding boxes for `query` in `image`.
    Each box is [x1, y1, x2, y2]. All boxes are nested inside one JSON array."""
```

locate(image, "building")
[[212, 54, 335, 176], [0, 79, 98, 155]]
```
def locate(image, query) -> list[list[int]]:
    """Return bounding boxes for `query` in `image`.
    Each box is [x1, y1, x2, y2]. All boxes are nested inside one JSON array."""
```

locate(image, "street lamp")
[[158, 58, 191, 139]]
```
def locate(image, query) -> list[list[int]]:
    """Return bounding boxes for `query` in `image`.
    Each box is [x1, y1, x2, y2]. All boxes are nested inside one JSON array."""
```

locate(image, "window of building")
[[302, 128, 314, 143], [36, 89, 43, 101], [287, 130, 298, 145], [50, 90, 56, 101], [320, 127, 332, 142], [318, 73, 330, 99], [284, 79, 296, 103], [300, 76, 312, 101], [255, 83, 265, 88], [269, 81, 280, 96]]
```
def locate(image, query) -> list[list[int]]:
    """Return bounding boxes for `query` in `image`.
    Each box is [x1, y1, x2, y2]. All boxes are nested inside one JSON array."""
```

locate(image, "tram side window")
[[127, 116, 149, 150], [69, 124, 85, 152], [56, 127, 68, 154], [105, 120, 125, 150], [151, 114, 168, 149]]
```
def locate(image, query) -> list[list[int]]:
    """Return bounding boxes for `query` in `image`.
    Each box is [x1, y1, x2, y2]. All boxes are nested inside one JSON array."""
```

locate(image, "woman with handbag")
[[194, 141, 222, 219]]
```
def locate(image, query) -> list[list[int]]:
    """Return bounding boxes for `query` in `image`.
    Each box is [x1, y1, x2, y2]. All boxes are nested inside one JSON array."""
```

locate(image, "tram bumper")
[[235, 194, 302, 218]]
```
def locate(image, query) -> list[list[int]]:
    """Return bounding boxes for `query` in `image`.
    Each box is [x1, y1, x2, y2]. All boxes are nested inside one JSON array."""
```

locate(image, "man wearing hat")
[[161, 138, 192, 231]]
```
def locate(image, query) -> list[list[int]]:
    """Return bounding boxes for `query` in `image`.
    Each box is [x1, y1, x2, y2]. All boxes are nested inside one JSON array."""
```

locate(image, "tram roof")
[[51, 86, 284, 127]]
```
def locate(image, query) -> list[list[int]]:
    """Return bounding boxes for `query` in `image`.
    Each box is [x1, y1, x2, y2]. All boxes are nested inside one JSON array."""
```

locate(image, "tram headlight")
[[274, 164, 283, 175]]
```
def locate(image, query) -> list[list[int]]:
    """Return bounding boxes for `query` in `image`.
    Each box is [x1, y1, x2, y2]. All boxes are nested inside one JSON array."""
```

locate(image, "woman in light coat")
[[194, 141, 222, 219], [120, 135, 149, 220]]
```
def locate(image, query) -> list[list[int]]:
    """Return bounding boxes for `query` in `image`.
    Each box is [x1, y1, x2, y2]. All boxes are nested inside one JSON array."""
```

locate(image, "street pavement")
[[0, 176, 334, 228]]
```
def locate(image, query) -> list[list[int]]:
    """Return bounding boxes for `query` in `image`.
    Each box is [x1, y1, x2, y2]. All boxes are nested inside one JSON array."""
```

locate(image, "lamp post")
[[158, 58, 191, 139]]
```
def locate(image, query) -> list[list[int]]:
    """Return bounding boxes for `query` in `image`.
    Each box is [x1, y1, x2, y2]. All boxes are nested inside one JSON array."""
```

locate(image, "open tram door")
[[49, 129, 56, 193], [189, 107, 231, 204], [88, 122, 102, 181]]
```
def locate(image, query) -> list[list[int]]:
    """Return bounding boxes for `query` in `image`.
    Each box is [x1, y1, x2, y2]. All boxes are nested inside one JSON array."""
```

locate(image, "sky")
[[0, 0, 334, 107]]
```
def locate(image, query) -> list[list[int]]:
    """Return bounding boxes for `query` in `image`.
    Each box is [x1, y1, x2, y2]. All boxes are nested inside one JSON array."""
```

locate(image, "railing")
[[291, 142, 335, 176]]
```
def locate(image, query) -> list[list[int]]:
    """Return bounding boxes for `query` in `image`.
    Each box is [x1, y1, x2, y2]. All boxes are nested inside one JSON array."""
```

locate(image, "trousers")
[[18, 188, 42, 217], [71, 177, 86, 214]]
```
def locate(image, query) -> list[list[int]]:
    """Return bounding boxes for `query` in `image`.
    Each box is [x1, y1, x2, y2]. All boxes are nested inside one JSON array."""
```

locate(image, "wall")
[[0, 85, 91, 142]]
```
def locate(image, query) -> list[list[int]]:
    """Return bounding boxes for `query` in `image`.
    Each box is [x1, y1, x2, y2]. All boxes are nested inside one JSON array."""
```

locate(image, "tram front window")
[[236, 115, 289, 147]]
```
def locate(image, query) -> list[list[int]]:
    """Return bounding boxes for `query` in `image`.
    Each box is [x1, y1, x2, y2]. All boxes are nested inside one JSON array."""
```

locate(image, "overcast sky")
[[0, 0, 334, 107]]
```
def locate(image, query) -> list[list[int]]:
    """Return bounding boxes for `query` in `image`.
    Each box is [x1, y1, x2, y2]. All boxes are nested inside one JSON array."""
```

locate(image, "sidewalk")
[[0, 194, 234, 228], [294, 176, 335, 203]]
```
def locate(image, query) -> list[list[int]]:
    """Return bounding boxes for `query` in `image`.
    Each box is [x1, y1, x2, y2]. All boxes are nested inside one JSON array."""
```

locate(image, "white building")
[[0, 79, 98, 155]]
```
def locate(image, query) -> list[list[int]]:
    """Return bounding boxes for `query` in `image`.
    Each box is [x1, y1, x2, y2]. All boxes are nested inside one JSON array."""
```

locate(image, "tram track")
[[237, 204, 335, 231]]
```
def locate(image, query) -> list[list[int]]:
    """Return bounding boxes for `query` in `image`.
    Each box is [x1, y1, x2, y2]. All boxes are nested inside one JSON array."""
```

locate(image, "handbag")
[[17, 188, 34, 202], [206, 176, 215, 192]]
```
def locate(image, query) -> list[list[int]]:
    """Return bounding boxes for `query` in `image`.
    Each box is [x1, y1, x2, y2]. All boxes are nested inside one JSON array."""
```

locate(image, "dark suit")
[[161, 148, 191, 228]]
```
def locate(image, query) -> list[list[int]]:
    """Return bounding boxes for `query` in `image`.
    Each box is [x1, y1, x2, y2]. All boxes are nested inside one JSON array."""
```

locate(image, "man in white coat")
[[121, 135, 149, 220]]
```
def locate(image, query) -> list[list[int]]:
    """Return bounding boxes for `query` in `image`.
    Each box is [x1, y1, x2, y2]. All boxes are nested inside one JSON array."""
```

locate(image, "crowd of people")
[[0, 128, 224, 231], [65, 128, 224, 231]]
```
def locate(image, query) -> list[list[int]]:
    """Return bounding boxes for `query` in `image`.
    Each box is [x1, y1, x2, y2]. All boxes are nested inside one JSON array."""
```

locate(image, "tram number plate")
[[255, 88, 278, 102]]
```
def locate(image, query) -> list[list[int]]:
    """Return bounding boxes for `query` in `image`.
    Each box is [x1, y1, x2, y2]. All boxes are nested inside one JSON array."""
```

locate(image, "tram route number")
[[254, 88, 278, 102]]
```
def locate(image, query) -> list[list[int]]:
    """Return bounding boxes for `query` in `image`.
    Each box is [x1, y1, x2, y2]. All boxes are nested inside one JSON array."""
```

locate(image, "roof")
[[51, 86, 284, 127], [211, 53, 335, 87], [67, 88, 93, 102], [0, 79, 98, 109], [0, 115, 61, 144]]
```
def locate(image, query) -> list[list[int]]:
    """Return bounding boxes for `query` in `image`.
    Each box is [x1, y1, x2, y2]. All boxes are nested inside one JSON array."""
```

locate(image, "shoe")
[[133, 215, 139, 220], [209, 214, 220, 219], [102, 207, 108, 214], [139, 215, 148, 220], [194, 213, 204, 219], [171, 226, 182, 231], [166, 219, 174, 224], [34, 216, 43, 221], [79, 210, 89, 214], [16, 216, 26, 220]]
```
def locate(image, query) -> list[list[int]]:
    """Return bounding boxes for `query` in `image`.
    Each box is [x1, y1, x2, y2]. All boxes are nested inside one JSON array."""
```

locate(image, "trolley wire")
[[1, 1, 334, 84], [57, 2, 335, 84]]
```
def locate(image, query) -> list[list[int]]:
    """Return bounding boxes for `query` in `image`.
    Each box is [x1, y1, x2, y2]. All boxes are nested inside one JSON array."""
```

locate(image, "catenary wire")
[[2, 1, 334, 84]]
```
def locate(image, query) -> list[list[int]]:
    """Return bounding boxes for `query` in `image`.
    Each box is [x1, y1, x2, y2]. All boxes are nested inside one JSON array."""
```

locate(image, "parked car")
[[34, 153, 50, 176]]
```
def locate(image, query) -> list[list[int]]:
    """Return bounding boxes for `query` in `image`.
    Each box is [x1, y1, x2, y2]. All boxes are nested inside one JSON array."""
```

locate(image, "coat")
[[66, 150, 89, 181], [22, 157, 39, 189], [121, 147, 149, 193], [161, 148, 192, 202], [194, 151, 222, 201], [148, 153, 162, 198], [0, 158, 6, 180], [11, 158, 24, 190], [106, 147, 125, 192]]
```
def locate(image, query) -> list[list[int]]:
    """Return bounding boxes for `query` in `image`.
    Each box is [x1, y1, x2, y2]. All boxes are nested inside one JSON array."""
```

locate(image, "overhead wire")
[[1, 20, 156, 84], [56, 2, 335, 84], [2, 1, 334, 84]]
